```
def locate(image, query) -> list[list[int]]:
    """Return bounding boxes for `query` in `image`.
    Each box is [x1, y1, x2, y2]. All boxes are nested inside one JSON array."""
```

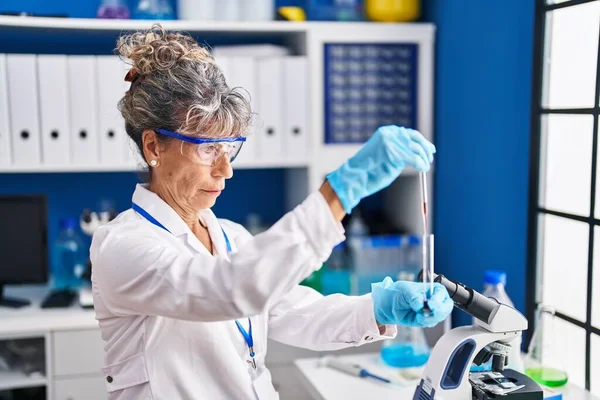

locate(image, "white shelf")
[[0, 15, 430, 35], [0, 160, 309, 173], [0, 164, 140, 173], [0, 16, 302, 33], [0, 370, 46, 391]]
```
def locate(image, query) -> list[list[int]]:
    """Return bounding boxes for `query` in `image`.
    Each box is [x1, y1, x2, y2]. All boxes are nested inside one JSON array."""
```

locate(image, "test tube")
[[422, 234, 434, 300], [419, 172, 434, 313]]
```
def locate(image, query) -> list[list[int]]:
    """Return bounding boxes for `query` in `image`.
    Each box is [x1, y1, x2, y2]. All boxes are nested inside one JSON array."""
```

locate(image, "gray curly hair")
[[117, 24, 252, 163]]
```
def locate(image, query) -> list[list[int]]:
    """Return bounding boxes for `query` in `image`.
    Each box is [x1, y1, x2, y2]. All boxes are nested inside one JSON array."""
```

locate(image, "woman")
[[91, 25, 453, 400]]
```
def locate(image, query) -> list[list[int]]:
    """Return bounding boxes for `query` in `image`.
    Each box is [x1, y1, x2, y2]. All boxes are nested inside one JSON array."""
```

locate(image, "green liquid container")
[[525, 367, 568, 387], [524, 305, 569, 388]]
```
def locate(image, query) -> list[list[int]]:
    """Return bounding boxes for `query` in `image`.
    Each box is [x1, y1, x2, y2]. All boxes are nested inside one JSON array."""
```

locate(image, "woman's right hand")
[[326, 125, 435, 214]]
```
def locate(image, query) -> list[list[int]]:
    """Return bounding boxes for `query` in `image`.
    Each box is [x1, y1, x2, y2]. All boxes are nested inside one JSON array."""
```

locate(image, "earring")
[[150, 160, 158, 167]]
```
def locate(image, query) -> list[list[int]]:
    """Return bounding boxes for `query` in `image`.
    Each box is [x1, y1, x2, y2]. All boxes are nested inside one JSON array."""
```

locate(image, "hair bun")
[[117, 23, 214, 75]]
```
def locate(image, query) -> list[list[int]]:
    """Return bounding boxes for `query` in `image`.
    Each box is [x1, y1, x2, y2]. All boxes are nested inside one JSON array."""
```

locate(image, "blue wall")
[[424, 0, 535, 326]]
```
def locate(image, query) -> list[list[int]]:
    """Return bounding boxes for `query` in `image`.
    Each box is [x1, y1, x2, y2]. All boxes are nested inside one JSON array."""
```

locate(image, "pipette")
[[419, 172, 434, 314], [320, 356, 391, 384]]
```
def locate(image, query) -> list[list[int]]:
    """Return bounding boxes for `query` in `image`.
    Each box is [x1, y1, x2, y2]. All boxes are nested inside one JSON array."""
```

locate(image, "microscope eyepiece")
[[417, 271, 501, 325]]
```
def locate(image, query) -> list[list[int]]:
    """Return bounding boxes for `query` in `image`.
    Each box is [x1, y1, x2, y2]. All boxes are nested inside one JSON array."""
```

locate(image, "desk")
[[294, 353, 600, 400], [0, 286, 98, 336], [0, 285, 106, 400]]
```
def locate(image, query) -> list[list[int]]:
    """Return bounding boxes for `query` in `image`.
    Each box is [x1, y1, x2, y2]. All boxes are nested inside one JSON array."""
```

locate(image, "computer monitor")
[[0, 195, 48, 308]]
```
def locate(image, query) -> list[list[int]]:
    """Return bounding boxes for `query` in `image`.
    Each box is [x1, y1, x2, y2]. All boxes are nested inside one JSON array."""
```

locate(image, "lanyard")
[[132, 203, 170, 233], [235, 319, 256, 369], [132, 202, 256, 369]]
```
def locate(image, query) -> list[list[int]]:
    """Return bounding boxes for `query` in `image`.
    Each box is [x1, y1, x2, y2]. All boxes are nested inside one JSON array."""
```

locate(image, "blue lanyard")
[[132, 203, 171, 233], [132, 202, 256, 368]]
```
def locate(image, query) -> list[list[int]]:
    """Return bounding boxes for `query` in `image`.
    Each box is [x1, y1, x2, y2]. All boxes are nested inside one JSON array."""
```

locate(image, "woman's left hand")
[[371, 277, 454, 328]]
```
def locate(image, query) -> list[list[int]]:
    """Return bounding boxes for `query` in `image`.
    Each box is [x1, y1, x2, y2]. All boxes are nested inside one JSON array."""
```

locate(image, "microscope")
[[413, 273, 543, 400]]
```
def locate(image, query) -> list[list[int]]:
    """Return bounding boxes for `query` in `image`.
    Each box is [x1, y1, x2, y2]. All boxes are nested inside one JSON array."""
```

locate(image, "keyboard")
[[41, 289, 76, 309]]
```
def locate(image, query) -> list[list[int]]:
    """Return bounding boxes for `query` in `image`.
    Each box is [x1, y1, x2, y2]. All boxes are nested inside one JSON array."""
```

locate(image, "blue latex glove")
[[326, 125, 435, 214], [371, 277, 454, 328]]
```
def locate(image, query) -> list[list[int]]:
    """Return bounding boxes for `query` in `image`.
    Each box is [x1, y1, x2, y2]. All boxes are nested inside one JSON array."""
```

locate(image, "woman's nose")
[[212, 155, 233, 179]]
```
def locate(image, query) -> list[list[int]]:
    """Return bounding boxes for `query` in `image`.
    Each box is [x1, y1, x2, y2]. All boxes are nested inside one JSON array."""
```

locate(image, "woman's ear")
[[142, 129, 161, 164]]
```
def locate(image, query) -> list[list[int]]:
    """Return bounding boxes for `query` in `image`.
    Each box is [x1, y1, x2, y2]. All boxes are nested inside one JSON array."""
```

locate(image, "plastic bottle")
[[51, 218, 87, 290], [474, 270, 524, 372], [321, 243, 351, 295], [346, 210, 368, 237], [132, 0, 175, 20], [346, 211, 368, 294], [97, 0, 130, 19], [308, 0, 363, 21]]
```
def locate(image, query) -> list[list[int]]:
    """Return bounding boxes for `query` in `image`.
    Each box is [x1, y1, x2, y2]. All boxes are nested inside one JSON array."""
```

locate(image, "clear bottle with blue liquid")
[[51, 218, 87, 290]]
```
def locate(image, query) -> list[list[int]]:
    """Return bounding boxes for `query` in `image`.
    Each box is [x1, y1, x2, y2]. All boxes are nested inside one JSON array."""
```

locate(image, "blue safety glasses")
[[155, 128, 246, 166]]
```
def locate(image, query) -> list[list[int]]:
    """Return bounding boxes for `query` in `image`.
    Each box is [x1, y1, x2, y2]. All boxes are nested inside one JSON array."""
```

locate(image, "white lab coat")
[[90, 184, 395, 400]]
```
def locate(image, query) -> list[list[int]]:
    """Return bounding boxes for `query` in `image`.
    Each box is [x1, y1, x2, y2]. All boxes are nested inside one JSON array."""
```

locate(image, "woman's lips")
[[203, 189, 222, 196]]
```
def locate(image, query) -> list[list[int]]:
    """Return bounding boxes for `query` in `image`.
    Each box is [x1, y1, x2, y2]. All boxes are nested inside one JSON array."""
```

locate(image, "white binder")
[[6, 54, 41, 165], [68, 56, 99, 165], [239, 0, 274, 21], [283, 57, 309, 162], [125, 135, 144, 167], [38, 55, 71, 165], [96, 55, 128, 165], [218, 0, 239, 21], [215, 56, 231, 83], [228, 56, 258, 164], [256, 57, 284, 163], [0, 55, 12, 165]]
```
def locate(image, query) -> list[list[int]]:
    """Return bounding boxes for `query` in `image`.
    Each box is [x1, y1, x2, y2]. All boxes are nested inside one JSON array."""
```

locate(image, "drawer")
[[53, 329, 105, 377], [54, 376, 107, 400]]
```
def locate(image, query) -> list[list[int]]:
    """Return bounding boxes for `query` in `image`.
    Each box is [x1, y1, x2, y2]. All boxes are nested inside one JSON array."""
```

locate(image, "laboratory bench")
[[294, 353, 600, 400], [6, 286, 592, 400]]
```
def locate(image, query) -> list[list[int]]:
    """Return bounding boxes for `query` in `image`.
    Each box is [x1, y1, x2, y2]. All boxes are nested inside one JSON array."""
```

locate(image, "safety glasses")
[[155, 128, 246, 166]]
